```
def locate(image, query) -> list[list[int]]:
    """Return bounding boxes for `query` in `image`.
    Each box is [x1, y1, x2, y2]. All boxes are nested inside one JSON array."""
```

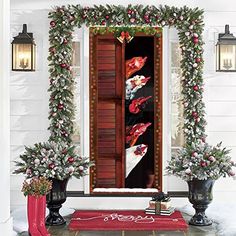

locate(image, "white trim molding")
[[0, 0, 13, 234]]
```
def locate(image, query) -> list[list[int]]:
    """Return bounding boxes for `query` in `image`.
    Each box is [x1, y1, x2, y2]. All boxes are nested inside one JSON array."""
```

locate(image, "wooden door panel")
[[90, 34, 124, 190]]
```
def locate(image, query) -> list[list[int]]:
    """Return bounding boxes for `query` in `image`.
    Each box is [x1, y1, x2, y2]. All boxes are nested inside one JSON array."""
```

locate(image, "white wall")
[[203, 12, 236, 200], [10, 1, 236, 208], [0, 0, 13, 234], [10, 10, 50, 206]]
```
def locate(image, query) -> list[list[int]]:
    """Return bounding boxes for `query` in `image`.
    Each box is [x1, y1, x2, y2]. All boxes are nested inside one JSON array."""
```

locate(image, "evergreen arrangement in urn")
[[166, 140, 236, 181], [14, 142, 92, 180]]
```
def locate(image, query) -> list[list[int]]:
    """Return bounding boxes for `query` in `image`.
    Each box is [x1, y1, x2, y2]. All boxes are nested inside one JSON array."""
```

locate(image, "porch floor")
[[18, 213, 218, 236]]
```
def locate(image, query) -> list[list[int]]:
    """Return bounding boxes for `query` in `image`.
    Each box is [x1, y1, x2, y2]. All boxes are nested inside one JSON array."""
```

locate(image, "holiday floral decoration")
[[14, 142, 92, 180], [166, 140, 236, 181], [48, 4, 205, 146], [22, 176, 52, 196]]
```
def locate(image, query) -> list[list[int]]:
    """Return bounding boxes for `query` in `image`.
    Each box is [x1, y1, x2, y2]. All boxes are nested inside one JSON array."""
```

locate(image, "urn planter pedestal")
[[187, 179, 214, 226], [46, 178, 69, 226]]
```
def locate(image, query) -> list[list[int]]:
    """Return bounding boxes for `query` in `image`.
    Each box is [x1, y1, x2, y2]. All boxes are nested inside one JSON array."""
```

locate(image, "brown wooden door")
[[90, 30, 163, 194], [90, 34, 125, 189]]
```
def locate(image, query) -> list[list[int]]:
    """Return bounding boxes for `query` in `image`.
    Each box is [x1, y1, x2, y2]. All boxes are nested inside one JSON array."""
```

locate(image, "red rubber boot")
[[37, 195, 51, 236], [27, 195, 42, 236]]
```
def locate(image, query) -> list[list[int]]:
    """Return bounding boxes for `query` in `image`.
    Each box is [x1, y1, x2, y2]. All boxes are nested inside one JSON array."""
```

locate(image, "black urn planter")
[[46, 178, 69, 226], [187, 179, 214, 226]]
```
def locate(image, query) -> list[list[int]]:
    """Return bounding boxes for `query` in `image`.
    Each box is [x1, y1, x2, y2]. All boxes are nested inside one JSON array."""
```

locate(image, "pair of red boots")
[[27, 195, 51, 236]]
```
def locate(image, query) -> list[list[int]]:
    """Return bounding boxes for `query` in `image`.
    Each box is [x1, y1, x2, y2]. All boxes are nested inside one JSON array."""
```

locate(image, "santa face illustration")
[[126, 122, 152, 147], [126, 144, 148, 178], [126, 75, 151, 100], [129, 96, 152, 114], [126, 56, 147, 79]]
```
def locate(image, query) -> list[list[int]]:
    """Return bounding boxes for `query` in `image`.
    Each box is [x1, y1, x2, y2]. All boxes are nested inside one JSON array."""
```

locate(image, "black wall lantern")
[[11, 24, 36, 71], [216, 25, 236, 72]]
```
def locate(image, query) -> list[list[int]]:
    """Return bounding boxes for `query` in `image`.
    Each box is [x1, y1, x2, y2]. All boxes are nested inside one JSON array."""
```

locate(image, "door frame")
[[89, 28, 163, 195]]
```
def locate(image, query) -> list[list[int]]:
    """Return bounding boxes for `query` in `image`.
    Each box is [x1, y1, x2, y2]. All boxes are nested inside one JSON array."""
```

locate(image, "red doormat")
[[68, 210, 188, 231]]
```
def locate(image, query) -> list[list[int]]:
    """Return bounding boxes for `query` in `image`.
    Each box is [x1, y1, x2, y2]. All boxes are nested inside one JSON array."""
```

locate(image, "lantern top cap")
[[11, 24, 35, 45], [217, 24, 236, 45]]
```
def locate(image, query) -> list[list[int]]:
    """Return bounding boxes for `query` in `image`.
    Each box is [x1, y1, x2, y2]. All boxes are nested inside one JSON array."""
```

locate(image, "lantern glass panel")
[[217, 44, 236, 71], [32, 44, 36, 71], [13, 43, 32, 70]]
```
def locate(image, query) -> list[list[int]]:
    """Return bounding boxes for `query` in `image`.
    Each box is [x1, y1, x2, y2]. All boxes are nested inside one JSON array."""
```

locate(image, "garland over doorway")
[[48, 4, 205, 147]]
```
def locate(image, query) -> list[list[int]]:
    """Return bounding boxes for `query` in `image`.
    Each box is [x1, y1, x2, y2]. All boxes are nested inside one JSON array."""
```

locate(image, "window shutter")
[[90, 35, 125, 188]]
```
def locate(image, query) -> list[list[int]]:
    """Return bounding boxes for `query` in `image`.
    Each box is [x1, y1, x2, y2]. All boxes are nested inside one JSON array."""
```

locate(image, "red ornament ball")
[[50, 21, 56, 27], [58, 104, 64, 109], [60, 63, 67, 68], [63, 39, 68, 44], [193, 37, 199, 44], [200, 161, 207, 167], [195, 57, 201, 63], [192, 111, 198, 117], [105, 15, 109, 20], [193, 85, 199, 91], [49, 47, 56, 54], [48, 163, 55, 169], [67, 157, 74, 163], [101, 20, 106, 25], [127, 9, 132, 14]]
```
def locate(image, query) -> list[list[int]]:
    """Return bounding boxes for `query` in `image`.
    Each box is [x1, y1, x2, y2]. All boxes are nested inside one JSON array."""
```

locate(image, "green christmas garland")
[[48, 4, 205, 145]]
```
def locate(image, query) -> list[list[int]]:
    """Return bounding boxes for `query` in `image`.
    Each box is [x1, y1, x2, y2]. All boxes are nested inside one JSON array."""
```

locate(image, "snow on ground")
[[178, 202, 236, 236]]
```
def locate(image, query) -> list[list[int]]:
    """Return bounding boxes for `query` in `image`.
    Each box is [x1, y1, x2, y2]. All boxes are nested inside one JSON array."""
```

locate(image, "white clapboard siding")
[[207, 116, 236, 132], [10, 72, 45, 85], [10, 85, 47, 100], [207, 132, 236, 147], [206, 101, 236, 116], [167, 176, 188, 191], [205, 74, 236, 87], [205, 86, 236, 101], [11, 115, 48, 131], [10, 100, 46, 115], [10, 145, 26, 171], [11, 131, 49, 146]]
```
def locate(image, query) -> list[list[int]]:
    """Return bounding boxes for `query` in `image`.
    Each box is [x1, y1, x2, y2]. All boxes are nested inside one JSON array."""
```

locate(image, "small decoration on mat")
[[126, 75, 150, 100], [129, 96, 152, 114], [152, 192, 170, 202], [126, 57, 147, 79], [145, 192, 174, 215], [126, 122, 151, 146]]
